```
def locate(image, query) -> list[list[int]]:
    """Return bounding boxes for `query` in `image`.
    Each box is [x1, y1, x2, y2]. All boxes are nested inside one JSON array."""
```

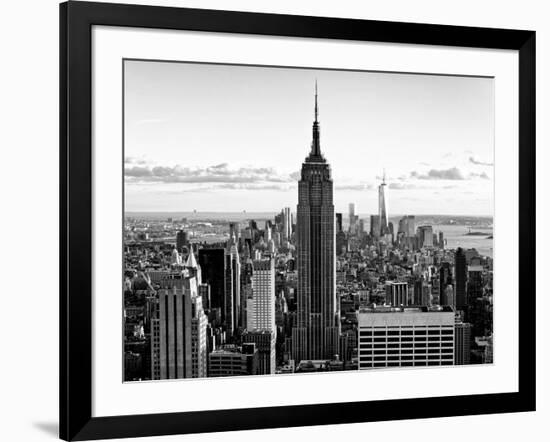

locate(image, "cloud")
[[124, 156, 148, 166], [151, 182, 296, 193], [289, 171, 301, 181], [411, 167, 465, 180], [469, 156, 493, 166], [388, 182, 416, 190], [125, 163, 298, 185], [335, 183, 374, 191], [468, 172, 490, 180]]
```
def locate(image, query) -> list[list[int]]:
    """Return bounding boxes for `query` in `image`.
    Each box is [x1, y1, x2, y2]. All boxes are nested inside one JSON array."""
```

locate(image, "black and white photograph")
[[123, 60, 494, 381]]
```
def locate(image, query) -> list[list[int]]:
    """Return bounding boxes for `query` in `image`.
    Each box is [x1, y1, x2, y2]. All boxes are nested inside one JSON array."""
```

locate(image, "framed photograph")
[[60, 1, 536, 440]]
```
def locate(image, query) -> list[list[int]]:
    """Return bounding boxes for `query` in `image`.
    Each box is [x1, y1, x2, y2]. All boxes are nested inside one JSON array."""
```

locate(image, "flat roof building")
[[357, 306, 455, 370]]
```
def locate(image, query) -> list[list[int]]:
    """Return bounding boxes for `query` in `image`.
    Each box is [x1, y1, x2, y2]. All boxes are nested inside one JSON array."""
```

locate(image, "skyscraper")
[[198, 248, 226, 324], [176, 230, 188, 253], [455, 316, 472, 365], [150, 253, 208, 380], [439, 262, 453, 305], [378, 170, 388, 235], [417, 225, 434, 248], [292, 83, 339, 362], [370, 214, 380, 239], [335, 213, 343, 233], [247, 259, 276, 332], [335, 213, 347, 256], [455, 247, 468, 310], [283, 207, 292, 242], [348, 203, 356, 233], [225, 241, 241, 336]]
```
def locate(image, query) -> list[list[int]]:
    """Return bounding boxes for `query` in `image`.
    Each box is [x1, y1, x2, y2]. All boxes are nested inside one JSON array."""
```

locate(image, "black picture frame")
[[60, 1, 536, 440]]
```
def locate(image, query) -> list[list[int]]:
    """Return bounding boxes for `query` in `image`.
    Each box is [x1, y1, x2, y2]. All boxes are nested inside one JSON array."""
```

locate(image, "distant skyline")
[[124, 60, 494, 216]]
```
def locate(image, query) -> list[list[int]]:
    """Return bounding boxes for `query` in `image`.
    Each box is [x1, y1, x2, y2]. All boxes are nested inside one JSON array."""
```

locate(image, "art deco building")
[[151, 252, 208, 379], [292, 84, 340, 362]]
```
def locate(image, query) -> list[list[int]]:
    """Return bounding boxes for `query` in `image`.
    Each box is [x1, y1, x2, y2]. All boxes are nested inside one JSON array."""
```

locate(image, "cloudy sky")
[[124, 59, 494, 216]]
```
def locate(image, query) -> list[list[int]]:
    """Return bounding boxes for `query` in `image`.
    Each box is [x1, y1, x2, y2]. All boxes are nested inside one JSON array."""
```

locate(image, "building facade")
[[455, 247, 468, 310], [385, 281, 409, 306], [198, 248, 226, 323], [292, 84, 340, 362], [454, 317, 472, 365], [208, 344, 259, 377], [247, 259, 276, 332], [358, 306, 455, 370]]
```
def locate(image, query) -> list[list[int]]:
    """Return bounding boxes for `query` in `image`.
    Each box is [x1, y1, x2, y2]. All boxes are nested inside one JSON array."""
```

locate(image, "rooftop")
[[358, 305, 454, 314]]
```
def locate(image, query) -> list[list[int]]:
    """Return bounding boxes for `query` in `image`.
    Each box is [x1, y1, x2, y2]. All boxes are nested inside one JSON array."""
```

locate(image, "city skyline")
[[124, 60, 494, 216], [123, 60, 494, 383]]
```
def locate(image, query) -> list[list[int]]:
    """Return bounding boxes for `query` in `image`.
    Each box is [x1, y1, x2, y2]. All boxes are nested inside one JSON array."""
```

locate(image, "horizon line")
[[125, 210, 494, 218]]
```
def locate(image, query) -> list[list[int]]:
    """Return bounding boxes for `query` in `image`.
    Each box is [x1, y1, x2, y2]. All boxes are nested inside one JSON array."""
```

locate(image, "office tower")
[[398, 217, 407, 235], [417, 225, 434, 248], [198, 248, 226, 322], [240, 258, 254, 324], [225, 242, 241, 335], [378, 170, 389, 234], [292, 83, 340, 362], [176, 230, 188, 252], [413, 277, 424, 305], [439, 262, 453, 305], [397, 215, 416, 238], [467, 265, 484, 302], [242, 330, 276, 375], [438, 231, 445, 249], [455, 248, 468, 310], [198, 283, 211, 311], [455, 316, 472, 365], [336, 214, 347, 256], [336, 213, 343, 233], [357, 306, 455, 369], [187, 253, 209, 378], [283, 207, 292, 241], [370, 214, 380, 239], [359, 219, 365, 235], [229, 222, 240, 246], [208, 344, 259, 377], [385, 281, 409, 306], [443, 285, 454, 307], [247, 259, 276, 331], [349, 203, 356, 233], [151, 254, 208, 379]]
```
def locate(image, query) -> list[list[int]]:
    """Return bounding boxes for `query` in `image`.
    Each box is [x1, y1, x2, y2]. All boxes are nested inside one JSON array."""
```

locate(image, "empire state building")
[[292, 84, 340, 362]]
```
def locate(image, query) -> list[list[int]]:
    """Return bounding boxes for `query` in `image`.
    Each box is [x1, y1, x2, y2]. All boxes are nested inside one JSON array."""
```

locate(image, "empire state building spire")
[[314, 80, 319, 123], [293, 81, 339, 363], [308, 81, 323, 161]]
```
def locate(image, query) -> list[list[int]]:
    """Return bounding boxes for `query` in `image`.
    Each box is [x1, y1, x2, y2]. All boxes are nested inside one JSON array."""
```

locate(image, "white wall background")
[[0, 0, 547, 441]]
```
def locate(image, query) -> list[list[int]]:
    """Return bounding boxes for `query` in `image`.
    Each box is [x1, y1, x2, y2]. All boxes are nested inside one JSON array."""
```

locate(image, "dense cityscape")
[[124, 88, 493, 381]]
